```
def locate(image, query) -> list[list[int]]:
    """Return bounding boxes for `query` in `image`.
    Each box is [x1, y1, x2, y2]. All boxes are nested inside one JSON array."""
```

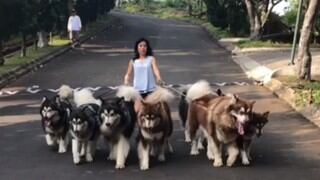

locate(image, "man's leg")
[[75, 31, 80, 47]]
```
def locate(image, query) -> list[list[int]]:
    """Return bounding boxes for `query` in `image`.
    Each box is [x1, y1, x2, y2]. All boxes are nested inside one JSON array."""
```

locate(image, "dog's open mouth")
[[236, 121, 245, 135]]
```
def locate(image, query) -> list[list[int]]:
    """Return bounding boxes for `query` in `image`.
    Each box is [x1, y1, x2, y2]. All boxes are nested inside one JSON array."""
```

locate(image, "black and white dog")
[[40, 90, 72, 153], [69, 88, 101, 165], [98, 86, 139, 169]]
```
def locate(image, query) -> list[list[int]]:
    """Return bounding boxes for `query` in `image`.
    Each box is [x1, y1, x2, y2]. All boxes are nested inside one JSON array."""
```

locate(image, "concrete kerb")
[[0, 17, 115, 90], [217, 39, 320, 128]]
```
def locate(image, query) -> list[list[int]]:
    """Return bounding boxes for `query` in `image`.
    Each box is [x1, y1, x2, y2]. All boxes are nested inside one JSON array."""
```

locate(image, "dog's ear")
[[140, 99, 147, 106], [55, 96, 61, 106], [155, 102, 162, 110], [216, 89, 224, 96], [249, 100, 256, 107], [98, 97, 105, 105], [116, 97, 125, 105], [263, 111, 270, 118], [42, 96, 48, 103], [227, 94, 238, 104]]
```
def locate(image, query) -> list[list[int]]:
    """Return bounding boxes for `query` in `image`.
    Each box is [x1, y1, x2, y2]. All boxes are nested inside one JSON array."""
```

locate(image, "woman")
[[124, 38, 164, 98]]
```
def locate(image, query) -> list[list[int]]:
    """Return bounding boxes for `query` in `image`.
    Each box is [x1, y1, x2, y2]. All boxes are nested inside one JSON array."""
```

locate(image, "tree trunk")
[[187, 0, 193, 16], [244, 0, 262, 40], [0, 41, 4, 66], [33, 34, 38, 50], [20, 33, 27, 58], [37, 31, 49, 48], [49, 32, 53, 45], [296, 0, 320, 80]]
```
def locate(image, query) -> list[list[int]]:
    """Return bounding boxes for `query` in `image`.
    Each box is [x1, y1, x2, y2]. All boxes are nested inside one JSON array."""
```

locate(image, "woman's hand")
[[157, 79, 166, 86]]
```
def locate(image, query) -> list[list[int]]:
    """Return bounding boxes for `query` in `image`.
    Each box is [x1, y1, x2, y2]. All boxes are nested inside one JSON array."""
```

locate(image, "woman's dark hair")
[[133, 38, 153, 60]]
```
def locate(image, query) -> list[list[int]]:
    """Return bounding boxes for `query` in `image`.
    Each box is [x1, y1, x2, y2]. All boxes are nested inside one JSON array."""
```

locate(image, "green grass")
[[276, 75, 320, 107], [0, 36, 71, 75], [120, 3, 231, 39], [0, 46, 60, 75]]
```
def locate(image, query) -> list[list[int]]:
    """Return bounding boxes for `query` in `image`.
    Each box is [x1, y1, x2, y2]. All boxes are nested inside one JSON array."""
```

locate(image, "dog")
[[136, 87, 174, 170], [237, 111, 269, 165], [98, 86, 139, 169], [178, 81, 222, 152], [40, 86, 73, 153], [186, 80, 255, 167], [69, 88, 101, 165]]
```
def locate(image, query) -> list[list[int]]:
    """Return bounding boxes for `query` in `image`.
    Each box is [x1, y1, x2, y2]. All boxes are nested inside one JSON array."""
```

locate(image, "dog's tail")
[[186, 80, 213, 102], [116, 85, 141, 101], [58, 85, 73, 101], [145, 87, 175, 103], [74, 88, 101, 107]]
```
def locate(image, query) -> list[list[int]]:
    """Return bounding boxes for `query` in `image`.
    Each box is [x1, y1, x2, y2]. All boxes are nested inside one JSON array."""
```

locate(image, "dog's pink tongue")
[[237, 121, 244, 135]]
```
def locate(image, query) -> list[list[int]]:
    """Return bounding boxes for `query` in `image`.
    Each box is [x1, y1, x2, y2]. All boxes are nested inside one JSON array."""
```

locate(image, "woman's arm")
[[151, 57, 163, 83], [124, 60, 133, 85]]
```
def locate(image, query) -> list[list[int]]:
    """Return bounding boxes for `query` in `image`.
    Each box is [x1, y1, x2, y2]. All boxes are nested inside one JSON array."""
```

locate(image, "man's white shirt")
[[68, 15, 82, 31]]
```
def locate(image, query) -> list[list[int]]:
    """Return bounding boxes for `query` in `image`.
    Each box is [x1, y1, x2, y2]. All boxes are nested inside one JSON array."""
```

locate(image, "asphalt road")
[[1, 11, 320, 180]]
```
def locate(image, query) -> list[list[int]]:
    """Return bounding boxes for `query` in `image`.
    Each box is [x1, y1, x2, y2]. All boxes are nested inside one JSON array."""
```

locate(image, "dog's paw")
[[140, 164, 149, 171], [197, 143, 205, 150], [115, 163, 125, 170], [150, 148, 157, 157], [108, 155, 116, 161], [242, 159, 250, 166], [58, 145, 67, 153], [158, 154, 166, 162], [190, 149, 199, 155], [73, 156, 81, 165], [213, 159, 223, 167], [86, 154, 93, 162], [185, 138, 191, 143], [45, 134, 55, 146], [207, 151, 214, 160], [227, 159, 236, 167]]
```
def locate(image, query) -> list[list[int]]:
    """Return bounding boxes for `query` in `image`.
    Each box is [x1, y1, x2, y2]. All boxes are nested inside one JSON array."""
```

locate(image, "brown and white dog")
[[186, 80, 255, 167], [136, 87, 174, 170]]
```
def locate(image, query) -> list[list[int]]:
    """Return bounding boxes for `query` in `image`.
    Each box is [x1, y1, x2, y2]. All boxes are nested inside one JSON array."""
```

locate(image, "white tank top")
[[132, 56, 156, 93]]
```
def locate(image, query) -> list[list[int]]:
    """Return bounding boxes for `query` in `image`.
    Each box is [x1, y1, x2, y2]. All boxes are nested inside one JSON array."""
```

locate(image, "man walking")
[[67, 9, 82, 48]]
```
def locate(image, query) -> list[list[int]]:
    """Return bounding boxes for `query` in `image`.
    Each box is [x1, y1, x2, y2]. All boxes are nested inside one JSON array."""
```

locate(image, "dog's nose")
[[105, 123, 111, 127]]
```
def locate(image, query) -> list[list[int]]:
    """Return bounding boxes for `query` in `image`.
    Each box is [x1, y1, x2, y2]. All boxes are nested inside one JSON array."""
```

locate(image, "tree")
[[0, 0, 20, 65], [296, 0, 320, 80], [243, 0, 283, 40], [204, 0, 249, 36]]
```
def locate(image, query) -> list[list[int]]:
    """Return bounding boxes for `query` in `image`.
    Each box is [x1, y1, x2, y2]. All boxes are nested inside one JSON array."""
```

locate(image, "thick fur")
[[74, 88, 101, 107], [186, 80, 213, 103], [182, 80, 214, 144], [137, 87, 174, 170], [205, 95, 255, 167], [186, 81, 255, 167], [99, 86, 138, 169], [70, 89, 101, 165], [58, 85, 74, 102], [40, 95, 72, 153], [237, 111, 269, 165]]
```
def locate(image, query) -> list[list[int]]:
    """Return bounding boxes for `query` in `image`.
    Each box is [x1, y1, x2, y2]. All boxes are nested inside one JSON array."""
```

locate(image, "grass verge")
[[0, 15, 113, 77], [276, 75, 320, 107]]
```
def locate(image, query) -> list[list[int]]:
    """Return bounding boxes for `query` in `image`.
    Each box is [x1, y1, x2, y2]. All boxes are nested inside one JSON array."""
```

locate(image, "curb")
[[0, 17, 115, 90], [217, 40, 320, 128], [0, 46, 71, 89]]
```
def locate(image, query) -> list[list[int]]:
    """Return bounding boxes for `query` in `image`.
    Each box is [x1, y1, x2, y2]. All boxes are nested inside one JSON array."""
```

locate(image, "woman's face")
[[137, 41, 147, 57]]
